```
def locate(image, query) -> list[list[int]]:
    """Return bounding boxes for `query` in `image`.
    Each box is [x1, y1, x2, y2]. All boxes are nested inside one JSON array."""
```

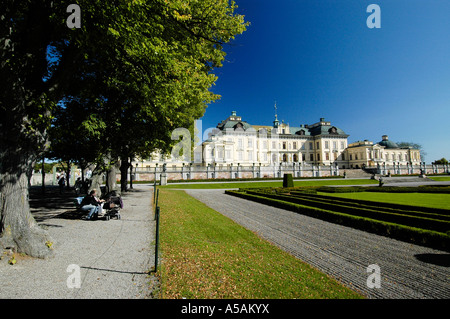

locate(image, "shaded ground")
[[1, 185, 158, 299]]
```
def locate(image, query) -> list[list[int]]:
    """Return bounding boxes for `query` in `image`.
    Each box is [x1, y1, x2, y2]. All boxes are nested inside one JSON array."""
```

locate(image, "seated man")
[[80, 189, 105, 220]]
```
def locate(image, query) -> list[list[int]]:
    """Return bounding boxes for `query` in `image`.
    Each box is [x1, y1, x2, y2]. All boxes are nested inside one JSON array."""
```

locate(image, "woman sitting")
[[80, 189, 105, 220]]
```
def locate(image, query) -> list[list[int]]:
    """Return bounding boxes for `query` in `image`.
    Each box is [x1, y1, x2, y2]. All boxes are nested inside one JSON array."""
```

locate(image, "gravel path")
[[185, 189, 450, 299], [0, 185, 157, 299]]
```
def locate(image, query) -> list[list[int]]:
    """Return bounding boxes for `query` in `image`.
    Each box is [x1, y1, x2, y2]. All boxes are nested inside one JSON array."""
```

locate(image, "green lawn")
[[428, 176, 450, 181], [319, 192, 450, 210], [160, 178, 378, 189], [157, 189, 363, 299]]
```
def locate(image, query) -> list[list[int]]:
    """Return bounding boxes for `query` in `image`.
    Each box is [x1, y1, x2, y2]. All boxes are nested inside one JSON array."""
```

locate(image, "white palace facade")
[[136, 111, 422, 172]]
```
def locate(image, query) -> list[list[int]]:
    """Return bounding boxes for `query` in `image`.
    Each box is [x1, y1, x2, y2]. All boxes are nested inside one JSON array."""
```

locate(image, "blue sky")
[[200, 0, 450, 162]]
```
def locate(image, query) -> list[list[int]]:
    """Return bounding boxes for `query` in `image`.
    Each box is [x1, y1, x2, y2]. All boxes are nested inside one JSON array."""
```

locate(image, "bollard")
[[154, 206, 160, 272], [154, 189, 159, 220]]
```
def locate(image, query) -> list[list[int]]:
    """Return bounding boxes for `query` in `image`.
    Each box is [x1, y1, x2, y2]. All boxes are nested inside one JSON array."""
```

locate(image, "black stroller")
[[102, 191, 123, 221]]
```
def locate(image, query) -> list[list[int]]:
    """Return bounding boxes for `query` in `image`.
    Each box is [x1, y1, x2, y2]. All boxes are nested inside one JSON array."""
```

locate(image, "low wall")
[[30, 163, 450, 185]]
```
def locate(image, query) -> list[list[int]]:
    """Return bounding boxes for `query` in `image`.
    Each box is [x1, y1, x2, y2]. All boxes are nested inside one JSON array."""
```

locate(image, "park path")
[[0, 185, 157, 299], [185, 189, 450, 299]]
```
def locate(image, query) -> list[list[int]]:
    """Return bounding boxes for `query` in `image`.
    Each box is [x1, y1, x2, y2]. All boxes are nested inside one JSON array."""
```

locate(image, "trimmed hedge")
[[289, 191, 450, 218], [288, 191, 450, 222], [283, 174, 294, 188], [245, 191, 450, 233], [225, 190, 450, 252], [317, 185, 450, 194]]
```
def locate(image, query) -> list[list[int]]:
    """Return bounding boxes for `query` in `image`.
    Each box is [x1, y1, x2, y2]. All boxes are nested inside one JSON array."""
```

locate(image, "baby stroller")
[[102, 191, 123, 221]]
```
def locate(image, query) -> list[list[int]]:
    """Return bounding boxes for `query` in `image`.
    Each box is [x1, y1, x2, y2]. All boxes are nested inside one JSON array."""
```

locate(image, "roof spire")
[[273, 101, 279, 128]]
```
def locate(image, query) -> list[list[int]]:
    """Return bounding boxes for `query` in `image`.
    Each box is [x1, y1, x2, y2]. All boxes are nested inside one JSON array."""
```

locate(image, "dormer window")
[[234, 123, 244, 131], [328, 127, 337, 134]]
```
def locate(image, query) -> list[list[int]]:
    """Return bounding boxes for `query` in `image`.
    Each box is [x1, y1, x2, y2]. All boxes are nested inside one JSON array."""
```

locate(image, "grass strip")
[[157, 189, 363, 299]]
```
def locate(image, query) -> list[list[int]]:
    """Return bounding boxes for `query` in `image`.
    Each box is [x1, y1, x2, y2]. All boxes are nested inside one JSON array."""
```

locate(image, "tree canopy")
[[0, 0, 248, 257]]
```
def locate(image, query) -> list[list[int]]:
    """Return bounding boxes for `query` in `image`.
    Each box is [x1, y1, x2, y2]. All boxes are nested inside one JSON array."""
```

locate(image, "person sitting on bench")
[[80, 189, 105, 220]]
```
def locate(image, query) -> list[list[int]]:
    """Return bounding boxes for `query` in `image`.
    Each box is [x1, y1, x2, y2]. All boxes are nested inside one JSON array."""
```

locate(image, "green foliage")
[[283, 173, 294, 187], [433, 158, 449, 165]]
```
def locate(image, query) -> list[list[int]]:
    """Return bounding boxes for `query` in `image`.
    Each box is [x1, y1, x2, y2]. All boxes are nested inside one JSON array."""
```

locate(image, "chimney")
[[382, 135, 388, 141]]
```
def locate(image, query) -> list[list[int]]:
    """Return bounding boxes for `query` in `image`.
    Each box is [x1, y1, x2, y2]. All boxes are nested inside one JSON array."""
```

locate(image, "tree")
[[433, 158, 448, 165], [1, 0, 248, 257]]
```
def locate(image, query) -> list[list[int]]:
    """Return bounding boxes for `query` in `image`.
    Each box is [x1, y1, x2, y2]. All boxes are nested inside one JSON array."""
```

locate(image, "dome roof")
[[378, 135, 399, 149]]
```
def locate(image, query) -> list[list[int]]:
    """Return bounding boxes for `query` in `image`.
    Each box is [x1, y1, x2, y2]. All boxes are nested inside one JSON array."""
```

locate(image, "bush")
[[283, 173, 294, 188]]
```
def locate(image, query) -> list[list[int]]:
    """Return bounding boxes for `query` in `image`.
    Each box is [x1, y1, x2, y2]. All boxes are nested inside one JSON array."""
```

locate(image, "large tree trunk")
[[0, 154, 53, 259], [106, 160, 120, 195], [120, 157, 130, 193], [89, 164, 105, 196]]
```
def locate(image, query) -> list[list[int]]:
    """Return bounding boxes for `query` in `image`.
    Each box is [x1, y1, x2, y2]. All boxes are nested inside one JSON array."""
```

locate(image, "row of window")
[[232, 138, 347, 151], [348, 151, 419, 161]]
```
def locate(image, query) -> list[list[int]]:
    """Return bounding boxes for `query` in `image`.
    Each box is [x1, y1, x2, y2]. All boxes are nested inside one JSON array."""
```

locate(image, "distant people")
[[58, 174, 66, 194], [80, 189, 105, 220]]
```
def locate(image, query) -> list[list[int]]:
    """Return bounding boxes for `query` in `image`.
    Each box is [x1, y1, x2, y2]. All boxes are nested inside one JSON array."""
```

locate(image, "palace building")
[[136, 111, 421, 170]]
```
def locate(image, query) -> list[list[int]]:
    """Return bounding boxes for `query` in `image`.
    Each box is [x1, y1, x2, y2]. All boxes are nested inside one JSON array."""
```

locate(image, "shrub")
[[283, 173, 294, 188]]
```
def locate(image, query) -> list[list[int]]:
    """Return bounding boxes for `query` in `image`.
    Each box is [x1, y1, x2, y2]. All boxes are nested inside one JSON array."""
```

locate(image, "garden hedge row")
[[287, 191, 450, 222], [288, 191, 450, 217], [317, 185, 450, 194], [225, 190, 450, 252], [244, 191, 450, 233]]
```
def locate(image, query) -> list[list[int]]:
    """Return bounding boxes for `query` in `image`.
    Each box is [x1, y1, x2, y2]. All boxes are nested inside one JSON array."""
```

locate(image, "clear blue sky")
[[199, 0, 450, 162]]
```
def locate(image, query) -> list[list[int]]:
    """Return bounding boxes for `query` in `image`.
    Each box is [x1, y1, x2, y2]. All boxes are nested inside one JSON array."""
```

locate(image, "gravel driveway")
[[185, 189, 450, 299], [0, 185, 157, 299]]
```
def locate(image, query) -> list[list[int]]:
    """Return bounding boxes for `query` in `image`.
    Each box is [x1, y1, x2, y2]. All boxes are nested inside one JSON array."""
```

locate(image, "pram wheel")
[[105, 215, 110, 221]]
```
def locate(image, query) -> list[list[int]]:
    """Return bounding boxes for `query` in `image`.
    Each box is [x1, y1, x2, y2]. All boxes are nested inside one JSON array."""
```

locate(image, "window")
[[248, 151, 253, 161], [310, 154, 314, 161], [283, 142, 287, 150], [272, 141, 276, 149], [309, 142, 313, 150], [326, 152, 330, 160], [333, 141, 337, 150], [263, 140, 268, 149], [340, 142, 345, 149], [316, 142, 320, 149], [325, 141, 329, 149], [293, 142, 297, 149], [248, 139, 252, 148], [238, 151, 243, 161], [238, 139, 243, 148]]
